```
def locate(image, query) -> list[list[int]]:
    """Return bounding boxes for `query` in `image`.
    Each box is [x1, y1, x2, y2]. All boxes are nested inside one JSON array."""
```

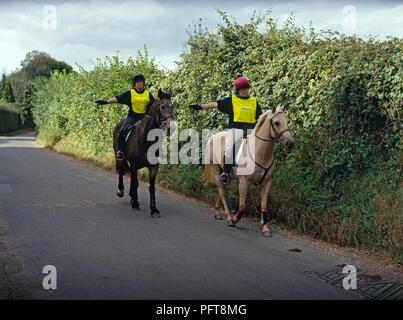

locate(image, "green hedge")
[[0, 103, 21, 134], [32, 12, 402, 260]]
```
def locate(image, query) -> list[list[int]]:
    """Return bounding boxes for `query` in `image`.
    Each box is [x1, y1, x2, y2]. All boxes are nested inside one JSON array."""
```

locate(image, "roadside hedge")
[[32, 12, 402, 260], [0, 103, 21, 134]]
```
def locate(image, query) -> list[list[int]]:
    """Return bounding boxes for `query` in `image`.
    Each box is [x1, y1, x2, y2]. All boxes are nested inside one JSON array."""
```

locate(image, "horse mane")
[[146, 89, 172, 121], [254, 108, 284, 133], [147, 98, 160, 121], [254, 110, 272, 133]]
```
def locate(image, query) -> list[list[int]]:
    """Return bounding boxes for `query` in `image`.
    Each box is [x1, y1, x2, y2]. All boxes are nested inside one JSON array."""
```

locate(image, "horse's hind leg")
[[129, 168, 140, 210], [214, 194, 223, 220], [231, 178, 250, 225], [148, 165, 160, 218]]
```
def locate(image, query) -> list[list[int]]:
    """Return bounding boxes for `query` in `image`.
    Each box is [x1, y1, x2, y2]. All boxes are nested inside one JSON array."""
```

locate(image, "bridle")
[[248, 111, 290, 185], [254, 111, 290, 143], [136, 97, 175, 148], [144, 97, 175, 128]]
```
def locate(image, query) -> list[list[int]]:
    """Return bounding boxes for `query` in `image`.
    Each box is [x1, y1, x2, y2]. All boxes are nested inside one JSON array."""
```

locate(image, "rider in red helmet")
[[189, 77, 262, 184]]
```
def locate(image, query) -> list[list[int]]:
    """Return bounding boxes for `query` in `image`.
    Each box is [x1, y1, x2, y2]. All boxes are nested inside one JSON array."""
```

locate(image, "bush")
[[0, 103, 21, 134]]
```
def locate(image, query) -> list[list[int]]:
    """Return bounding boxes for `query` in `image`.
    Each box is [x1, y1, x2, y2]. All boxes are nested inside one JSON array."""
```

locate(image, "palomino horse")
[[204, 104, 294, 236], [113, 89, 175, 217]]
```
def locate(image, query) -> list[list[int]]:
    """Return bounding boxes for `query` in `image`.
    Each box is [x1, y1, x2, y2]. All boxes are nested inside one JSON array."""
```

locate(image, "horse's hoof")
[[116, 190, 124, 198], [227, 219, 235, 227], [214, 213, 223, 220], [151, 208, 160, 218], [130, 199, 140, 210], [262, 225, 273, 237], [262, 231, 273, 238]]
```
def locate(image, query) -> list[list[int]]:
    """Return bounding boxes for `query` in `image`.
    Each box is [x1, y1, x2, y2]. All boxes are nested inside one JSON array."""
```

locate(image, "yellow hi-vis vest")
[[232, 95, 257, 124], [130, 89, 150, 114]]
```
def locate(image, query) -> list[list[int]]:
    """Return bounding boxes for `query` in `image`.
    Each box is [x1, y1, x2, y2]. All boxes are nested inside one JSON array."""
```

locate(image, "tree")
[[0, 71, 6, 99], [2, 81, 15, 103], [21, 50, 73, 79], [4, 51, 73, 103]]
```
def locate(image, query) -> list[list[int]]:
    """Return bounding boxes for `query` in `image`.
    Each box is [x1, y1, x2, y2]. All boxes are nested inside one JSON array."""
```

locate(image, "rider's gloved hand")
[[188, 104, 202, 110], [96, 100, 108, 105]]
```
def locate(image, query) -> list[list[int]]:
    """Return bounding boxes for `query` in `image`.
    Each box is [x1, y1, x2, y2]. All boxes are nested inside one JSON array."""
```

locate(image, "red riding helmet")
[[234, 77, 250, 90]]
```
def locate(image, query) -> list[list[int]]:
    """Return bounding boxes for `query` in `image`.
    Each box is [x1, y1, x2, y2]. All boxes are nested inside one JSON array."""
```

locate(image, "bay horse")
[[204, 105, 294, 236], [113, 89, 175, 217]]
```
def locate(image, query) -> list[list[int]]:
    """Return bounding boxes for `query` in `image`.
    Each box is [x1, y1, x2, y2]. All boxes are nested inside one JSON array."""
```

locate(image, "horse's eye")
[[274, 121, 280, 126], [161, 106, 166, 110]]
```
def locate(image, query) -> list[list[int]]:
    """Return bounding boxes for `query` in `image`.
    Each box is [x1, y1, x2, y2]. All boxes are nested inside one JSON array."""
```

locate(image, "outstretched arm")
[[201, 102, 218, 110], [96, 97, 118, 105], [188, 101, 218, 110], [106, 97, 118, 104]]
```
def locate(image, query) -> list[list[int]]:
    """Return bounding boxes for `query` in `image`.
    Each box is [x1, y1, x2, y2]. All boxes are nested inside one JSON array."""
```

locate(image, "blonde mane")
[[253, 108, 283, 134]]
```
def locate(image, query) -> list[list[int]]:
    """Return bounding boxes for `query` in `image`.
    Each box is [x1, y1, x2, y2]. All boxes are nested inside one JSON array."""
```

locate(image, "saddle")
[[123, 119, 142, 142]]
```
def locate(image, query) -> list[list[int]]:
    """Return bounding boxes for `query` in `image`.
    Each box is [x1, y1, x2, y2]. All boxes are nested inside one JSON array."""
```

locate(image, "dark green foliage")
[[4, 51, 73, 104], [2, 82, 15, 103], [0, 103, 20, 133]]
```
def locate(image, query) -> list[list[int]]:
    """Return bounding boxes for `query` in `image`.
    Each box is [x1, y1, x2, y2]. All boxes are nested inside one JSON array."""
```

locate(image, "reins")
[[247, 111, 288, 185]]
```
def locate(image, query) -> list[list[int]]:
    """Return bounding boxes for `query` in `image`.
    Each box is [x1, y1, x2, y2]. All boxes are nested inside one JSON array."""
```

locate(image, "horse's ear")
[[280, 103, 287, 112], [157, 88, 172, 99], [271, 105, 277, 114]]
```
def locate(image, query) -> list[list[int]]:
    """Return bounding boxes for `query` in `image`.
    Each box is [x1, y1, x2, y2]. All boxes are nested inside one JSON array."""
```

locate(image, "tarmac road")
[[0, 132, 359, 299]]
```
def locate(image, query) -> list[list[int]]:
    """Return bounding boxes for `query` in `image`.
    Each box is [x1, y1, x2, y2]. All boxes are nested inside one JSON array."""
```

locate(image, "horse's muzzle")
[[163, 119, 176, 136], [285, 139, 295, 151]]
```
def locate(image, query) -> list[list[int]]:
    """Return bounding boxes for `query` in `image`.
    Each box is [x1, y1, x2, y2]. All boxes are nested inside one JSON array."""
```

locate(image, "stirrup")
[[116, 151, 125, 161], [219, 172, 229, 185]]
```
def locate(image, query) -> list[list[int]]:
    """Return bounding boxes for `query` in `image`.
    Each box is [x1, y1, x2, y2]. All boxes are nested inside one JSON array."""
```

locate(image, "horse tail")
[[204, 164, 211, 186], [204, 163, 216, 186]]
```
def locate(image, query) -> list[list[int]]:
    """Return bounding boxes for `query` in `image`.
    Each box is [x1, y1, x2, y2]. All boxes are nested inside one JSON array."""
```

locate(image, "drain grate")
[[304, 269, 403, 300]]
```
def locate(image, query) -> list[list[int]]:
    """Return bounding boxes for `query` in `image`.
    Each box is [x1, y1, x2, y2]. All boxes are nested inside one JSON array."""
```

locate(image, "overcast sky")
[[1, 0, 402, 74]]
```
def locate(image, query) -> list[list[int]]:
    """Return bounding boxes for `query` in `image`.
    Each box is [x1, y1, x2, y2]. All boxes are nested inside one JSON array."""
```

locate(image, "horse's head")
[[155, 89, 176, 136], [256, 104, 295, 151]]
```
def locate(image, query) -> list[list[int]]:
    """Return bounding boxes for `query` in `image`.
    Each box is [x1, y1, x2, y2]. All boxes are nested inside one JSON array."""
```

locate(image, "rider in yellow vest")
[[189, 77, 262, 184], [96, 73, 155, 160]]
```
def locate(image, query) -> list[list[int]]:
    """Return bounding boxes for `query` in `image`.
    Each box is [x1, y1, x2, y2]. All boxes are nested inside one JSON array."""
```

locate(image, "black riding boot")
[[219, 164, 232, 184], [116, 131, 126, 161]]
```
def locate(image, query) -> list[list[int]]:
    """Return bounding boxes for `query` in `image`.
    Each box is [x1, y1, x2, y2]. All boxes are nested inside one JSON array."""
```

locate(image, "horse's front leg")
[[117, 173, 124, 198], [231, 178, 250, 226], [129, 168, 140, 210], [149, 165, 160, 218], [260, 177, 273, 237]]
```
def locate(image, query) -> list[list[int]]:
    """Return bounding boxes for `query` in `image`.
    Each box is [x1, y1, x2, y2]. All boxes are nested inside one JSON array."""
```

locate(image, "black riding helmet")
[[133, 73, 145, 84]]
